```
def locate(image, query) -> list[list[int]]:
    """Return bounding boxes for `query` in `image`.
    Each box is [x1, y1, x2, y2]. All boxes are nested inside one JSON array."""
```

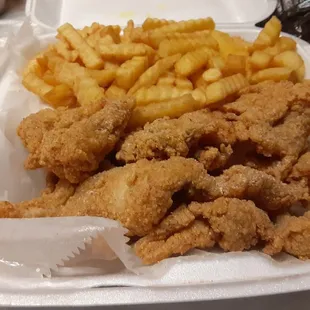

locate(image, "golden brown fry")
[[22, 73, 53, 98], [57, 23, 104, 69], [175, 76, 193, 89], [193, 73, 249, 105], [42, 70, 61, 86], [158, 36, 218, 57], [128, 54, 181, 95], [174, 46, 216, 76], [97, 43, 154, 62], [150, 17, 215, 35], [249, 51, 272, 70], [142, 18, 176, 30], [54, 41, 79, 62], [147, 30, 211, 49], [128, 94, 201, 128], [114, 56, 149, 90], [105, 84, 127, 99], [223, 54, 247, 76], [253, 16, 282, 50], [87, 69, 116, 87], [122, 20, 135, 43], [135, 85, 191, 105], [43, 84, 76, 108], [157, 72, 176, 86], [250, 67, 294, 84], [202, 68, 222, 83]]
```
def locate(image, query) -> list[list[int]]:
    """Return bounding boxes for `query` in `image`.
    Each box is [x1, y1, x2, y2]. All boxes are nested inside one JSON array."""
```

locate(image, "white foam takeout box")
[[1, 0, 310, 306]]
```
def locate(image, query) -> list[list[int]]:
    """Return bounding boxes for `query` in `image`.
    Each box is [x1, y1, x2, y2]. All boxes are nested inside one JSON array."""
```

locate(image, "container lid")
[[26, 0, 277, 30]]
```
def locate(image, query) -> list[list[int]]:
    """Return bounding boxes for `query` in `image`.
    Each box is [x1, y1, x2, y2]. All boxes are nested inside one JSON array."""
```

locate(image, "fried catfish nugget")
[[264, 212, 310, 260], [193, 165, 309, 211], [289, 152, 310, 181], [117, 109, 236, 163], [56, 157, 206, 236], [189, 198, 273, 252], [135, 197, 273, 264], [18, 99, 134, 183], [0, 179, 75, 218]]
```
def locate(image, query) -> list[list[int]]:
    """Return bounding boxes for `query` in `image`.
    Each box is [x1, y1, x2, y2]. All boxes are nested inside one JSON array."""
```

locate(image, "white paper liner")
[[1, 19, 310, 291]]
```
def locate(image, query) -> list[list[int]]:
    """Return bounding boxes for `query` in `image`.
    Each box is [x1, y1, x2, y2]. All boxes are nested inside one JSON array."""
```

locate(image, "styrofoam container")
[[0, 0, 308, 307], [26, 0, 278, 29]]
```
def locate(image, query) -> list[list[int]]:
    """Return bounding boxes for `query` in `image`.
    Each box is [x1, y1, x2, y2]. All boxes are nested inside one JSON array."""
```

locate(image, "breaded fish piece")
[[0, 157, 206, 237], [18, 99, 134, 183], [264, 212, 310, 260], [116, 109, 236, 163]]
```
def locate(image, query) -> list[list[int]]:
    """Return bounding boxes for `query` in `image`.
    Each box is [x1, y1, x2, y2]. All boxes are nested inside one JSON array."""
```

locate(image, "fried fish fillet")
[[264, 212, 310, 260], [0, 157, 206, 236], [116, 109, 236, 163], [193, 165, 309, 211], [135, 197, 273, 264], [18, 99, 134, 183]]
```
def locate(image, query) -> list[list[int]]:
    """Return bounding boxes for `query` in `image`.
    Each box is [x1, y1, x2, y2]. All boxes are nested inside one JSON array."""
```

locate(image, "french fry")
[[42, 70, 61, 86], [43, 84, 76, 107], [54, 41, 79, 62], [250, 67, 294, 84], [97, 43, 155, 61], [208, 55, 225, 70], [58, 23, 104, 69], [23, 58, 44, 78], [193, 73, 249, 105], [158, 36, 218, 57], [128, 54, 181, 95], [150, 18, 215, 35], [85, 30, 102, 48], [135, 85, 191, 105], [202, 68, 222, 83], [157, 72, 176, 86], [249, 51, 272, 70], [53, 61, 105, 105], [277, 36, 297, 51], [88, 69, 116, 87], [142, 18, 176, 30], [105, 84, 127, 99], [223, 54, 247, 76], [211, 30, 248, 58], [122, 20, 134, 43], [148, 30, 211, 48], [22, 72, 53, 98], [253, 16, 282, 50], [175, 77, 193, 89], [271, 50, 304, 71], [115, 56, 149, 90], [100, 25, 121, 44], [104, 61, 120, 70], [174, 46, 216, 76], [129, 94, 201, 128], [189, 68, 205, 88]]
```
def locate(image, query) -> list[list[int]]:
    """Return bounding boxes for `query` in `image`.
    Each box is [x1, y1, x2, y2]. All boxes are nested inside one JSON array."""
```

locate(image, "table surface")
[[0, 1, 310, 309]]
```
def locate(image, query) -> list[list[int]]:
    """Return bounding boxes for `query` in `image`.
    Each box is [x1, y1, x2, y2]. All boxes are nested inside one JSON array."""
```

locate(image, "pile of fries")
[[22, 16, 305, 128]]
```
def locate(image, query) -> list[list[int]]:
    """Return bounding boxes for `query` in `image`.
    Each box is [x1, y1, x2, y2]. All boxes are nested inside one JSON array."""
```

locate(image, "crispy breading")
[[289, 152, 310, 181], [264, 212, 310, 259], [18, 99, 134, 183], [0, 180, 75, 218], [195, 144, 233, 171], [116, 109, 236, 163], [0, 157, 206, 236], [189, 197, 273, 251], [135, 220, 215, 264], [193, 165, 309, 211]]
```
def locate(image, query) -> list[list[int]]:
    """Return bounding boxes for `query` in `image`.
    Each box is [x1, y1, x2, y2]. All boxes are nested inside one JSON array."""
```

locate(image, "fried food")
[[0, 157, 206, 237], [189, 198, 273, 251], [289, 152, 310, 181], [18, 98, 134, 183], [264, 212, 310, 259], [194, 145, 233, 171], [117, 109, 237, 163], [196, 165, 309, 211], [0, 179, 75, 218], [135, 197, 273, 264]]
